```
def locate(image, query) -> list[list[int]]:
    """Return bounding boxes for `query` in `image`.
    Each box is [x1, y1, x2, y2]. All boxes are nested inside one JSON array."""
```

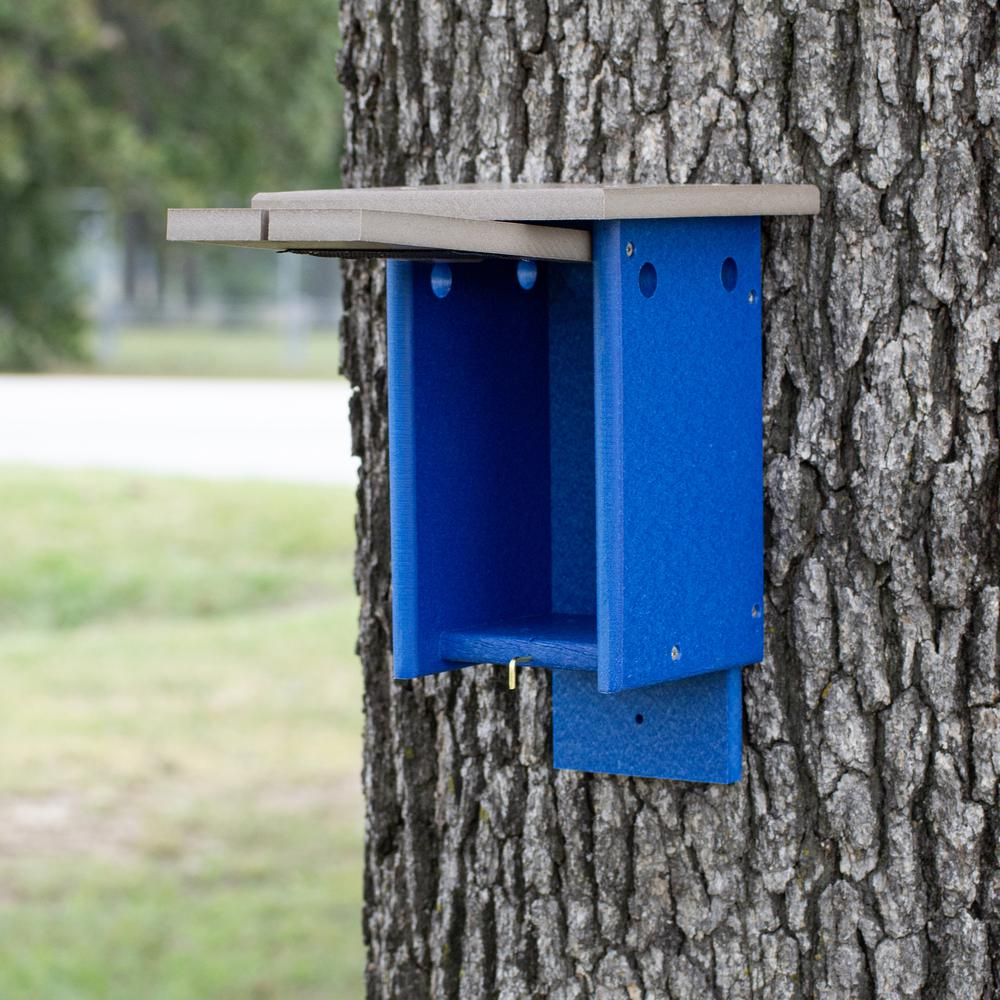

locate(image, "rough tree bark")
[[337, 2, 1000, 996]]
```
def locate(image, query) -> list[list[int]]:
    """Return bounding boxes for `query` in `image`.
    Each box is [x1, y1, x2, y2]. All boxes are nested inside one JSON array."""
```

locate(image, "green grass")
[[67, 326, 341, 379], [0, 468, 356, 629], [0, 468, 363, 999]]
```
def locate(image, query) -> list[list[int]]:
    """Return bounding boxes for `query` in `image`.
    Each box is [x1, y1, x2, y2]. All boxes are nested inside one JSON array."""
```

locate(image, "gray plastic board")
[[166, 207, 591, 261], [251, 182, 819, 220]]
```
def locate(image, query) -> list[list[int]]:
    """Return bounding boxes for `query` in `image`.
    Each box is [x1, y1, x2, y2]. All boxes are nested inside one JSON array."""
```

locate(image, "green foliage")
[[0, 0, 341, 368], [0, 2, 112, 367]]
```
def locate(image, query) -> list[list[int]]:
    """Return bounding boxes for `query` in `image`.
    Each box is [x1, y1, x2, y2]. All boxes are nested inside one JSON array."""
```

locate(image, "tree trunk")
[[337, 2, 1000, 996]]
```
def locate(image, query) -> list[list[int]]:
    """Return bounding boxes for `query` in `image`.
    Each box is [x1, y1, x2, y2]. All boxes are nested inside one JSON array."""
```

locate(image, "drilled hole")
[[635, 713, 645, 725], [430, 262, 452, 298], [721, 256, 738, 291], [516, 259, 538, 290], [638, 262, 657, 298]]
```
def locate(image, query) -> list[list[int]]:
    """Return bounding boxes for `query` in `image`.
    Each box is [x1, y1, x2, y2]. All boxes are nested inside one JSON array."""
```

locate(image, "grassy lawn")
[[66, 326, 341, 380], [0, 468, 363, 999]]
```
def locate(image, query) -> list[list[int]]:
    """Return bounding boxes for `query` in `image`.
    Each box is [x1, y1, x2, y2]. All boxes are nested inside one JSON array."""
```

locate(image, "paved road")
[[0, 376, 357, 485]]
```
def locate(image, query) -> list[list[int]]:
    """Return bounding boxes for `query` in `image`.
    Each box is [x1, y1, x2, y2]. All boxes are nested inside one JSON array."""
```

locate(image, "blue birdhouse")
[[168, 181, 820, 783]]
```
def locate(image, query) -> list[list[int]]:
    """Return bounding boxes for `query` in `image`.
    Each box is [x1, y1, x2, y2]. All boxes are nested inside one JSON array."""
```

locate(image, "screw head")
[[748, 289, 757, 304], [670, 645, 680, 661], [625, 242, 635, 257], [752, 604, 761, 618]]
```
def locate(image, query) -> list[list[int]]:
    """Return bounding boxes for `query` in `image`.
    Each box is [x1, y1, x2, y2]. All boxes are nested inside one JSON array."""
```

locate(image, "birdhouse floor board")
[[439, 614, 598, 671]]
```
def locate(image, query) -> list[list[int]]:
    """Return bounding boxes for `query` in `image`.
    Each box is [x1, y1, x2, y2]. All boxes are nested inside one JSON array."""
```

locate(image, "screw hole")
[[516, 259, 538, 291], [721, 257, 738, 291], [670, 645, 680, 661], [430, 263, 452, 298], [635, 713, 645, 725], [638, 262, 657, 298]]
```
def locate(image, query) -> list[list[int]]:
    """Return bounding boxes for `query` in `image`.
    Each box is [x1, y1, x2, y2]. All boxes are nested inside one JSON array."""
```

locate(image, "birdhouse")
[[168, 181, 819, 783]]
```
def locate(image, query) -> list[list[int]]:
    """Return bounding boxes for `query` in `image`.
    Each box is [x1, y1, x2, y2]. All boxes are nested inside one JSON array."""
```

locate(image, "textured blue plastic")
[[548, 263, 596, 618], [387, 259, 551, 679], [552, 665, 742, 783], [440, 613, 596, 669], [593, 218, 764, 693], [386, 221, 763, 784]]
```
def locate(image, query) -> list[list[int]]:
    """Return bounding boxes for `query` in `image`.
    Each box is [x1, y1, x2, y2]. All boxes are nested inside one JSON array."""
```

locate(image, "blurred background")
[[0, 2, 362, 997]]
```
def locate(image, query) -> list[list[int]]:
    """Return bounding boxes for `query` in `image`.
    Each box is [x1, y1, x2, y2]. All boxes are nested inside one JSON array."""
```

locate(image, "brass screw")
[[507, 656, 532, 690]]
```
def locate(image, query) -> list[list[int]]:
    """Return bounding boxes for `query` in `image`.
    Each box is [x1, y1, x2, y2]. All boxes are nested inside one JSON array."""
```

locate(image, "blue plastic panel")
[[593, 218, 764, 692], [387, 259, 551, 678], [386, 228, 760, 784], [548, 263, 596, 618], [552, 665, 742, 783], [439, 613, 596, 670]]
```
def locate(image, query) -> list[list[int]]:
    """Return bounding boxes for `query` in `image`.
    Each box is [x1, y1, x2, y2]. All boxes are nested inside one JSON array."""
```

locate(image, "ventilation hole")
[[635, 714, 645, 725], [516, 259, 538, 290], [430, 263, 452, 298], [721, 257, 738, 291], [638, 262, 657, 298]]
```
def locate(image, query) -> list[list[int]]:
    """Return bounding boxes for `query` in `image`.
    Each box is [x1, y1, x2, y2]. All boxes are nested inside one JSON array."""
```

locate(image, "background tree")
[[0, 0, 340, 368], [339, 1, 1000, 997]]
